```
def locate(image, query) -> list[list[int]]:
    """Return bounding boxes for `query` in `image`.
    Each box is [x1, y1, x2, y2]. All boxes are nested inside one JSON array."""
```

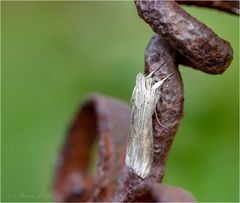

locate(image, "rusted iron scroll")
[[113, 35, 187, 201], [114, 0, 237, 201], [135, 0, 234, 74], [53, 94, 130, 202], [53, 1, 238, 202], [125, 181, 196, 202], [145, 35, 184, 182], [177, 0, 240, 15]]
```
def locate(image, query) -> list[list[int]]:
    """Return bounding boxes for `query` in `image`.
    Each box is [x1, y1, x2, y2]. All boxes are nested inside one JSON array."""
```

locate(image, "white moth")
[[125, 68, 171, 179]]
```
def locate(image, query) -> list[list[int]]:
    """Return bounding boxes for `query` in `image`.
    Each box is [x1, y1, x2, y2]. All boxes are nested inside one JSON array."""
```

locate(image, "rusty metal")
[[114, 34, 185, 202], [177, 0, 240, 15], [135, 0, 233, 74], [114, 169, 196, 202], [125, 181, 195, 202], [53, 1, 238, 202], [145, 35, 184, 182], [53, 94, 130, 202]]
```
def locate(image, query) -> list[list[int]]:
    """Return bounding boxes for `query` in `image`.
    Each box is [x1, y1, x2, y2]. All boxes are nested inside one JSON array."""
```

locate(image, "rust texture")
[[115, 169, 195, 202], [114, 34, 185, 202], [53, 1, 238, 202], [53, 94, 130, 202], [135, 0, 233, 74], [145, 35, 184, 181], [177, 0, 240, 15], [126, 181, 195, 202]]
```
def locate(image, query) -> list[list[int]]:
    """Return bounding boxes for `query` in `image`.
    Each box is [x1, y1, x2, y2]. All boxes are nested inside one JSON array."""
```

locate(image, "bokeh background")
[[1, 1, 239, 202]]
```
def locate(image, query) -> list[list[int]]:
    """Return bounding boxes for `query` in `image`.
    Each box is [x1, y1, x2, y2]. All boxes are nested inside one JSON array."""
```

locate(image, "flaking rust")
[[145, 35, 184, 182], [135, 0, 233, 74]]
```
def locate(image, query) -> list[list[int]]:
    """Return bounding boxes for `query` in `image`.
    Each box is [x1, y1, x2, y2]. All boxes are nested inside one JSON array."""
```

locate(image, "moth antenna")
[[152, 73, 173, 90], [162, 73, 173, 82], [146, 61, 166, 78]]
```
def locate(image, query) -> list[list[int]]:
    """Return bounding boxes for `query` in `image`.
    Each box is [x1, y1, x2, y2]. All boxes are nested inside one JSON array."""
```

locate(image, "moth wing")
[[132, 73, 146, 108]]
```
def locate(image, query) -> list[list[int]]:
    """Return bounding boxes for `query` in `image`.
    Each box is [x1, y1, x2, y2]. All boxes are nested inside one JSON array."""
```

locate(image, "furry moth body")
[[125, 71, 170, 179]]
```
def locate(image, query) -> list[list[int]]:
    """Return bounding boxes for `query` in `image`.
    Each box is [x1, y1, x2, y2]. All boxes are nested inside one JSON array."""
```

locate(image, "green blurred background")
[[1, 1, 239, 202]]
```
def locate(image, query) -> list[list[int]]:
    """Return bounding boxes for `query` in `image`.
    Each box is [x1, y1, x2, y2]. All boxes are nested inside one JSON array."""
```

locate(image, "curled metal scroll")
[[135, 0, 234, 74], [53, 1, 238, 202], [53, 95, 130, 202]]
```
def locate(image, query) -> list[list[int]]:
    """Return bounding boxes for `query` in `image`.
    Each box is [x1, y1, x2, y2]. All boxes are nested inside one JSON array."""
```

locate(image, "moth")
[[125, 67, 171, 179]]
